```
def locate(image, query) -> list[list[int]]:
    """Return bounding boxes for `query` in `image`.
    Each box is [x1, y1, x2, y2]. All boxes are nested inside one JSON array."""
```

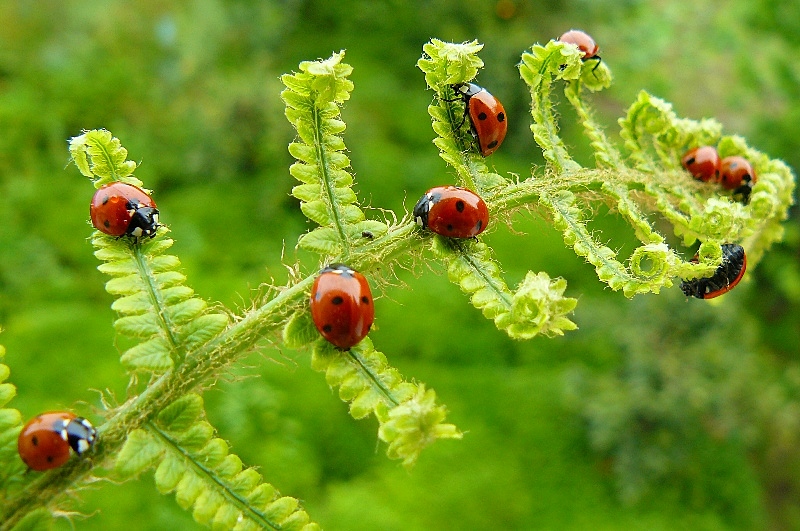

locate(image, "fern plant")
[[0, 37, 794, 529]]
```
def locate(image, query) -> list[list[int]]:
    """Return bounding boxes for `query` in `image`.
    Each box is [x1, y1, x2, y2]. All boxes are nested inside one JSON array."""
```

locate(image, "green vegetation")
[[0, 1, 799, 530]]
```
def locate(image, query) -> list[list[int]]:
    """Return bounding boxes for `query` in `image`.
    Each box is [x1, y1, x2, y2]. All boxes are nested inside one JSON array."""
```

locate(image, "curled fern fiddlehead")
[[514, 39, 794, 295]]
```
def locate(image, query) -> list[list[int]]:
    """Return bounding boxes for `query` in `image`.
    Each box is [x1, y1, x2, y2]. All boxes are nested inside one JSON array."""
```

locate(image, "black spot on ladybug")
[[47, 455, 54, 463], [487, 140, 498, 149], [361, 296, 370, 304], [322, 324, 333, 333], [447, 224, 454, 231], [31, 436, 38, 446], [685, 157, 696, 165], [103, 220, 110, 228], [331, 296, 344, 305], [497, 112, 505, 122], [102, 196, 110, 205], [478, 112, 487, 121], [455, 200, 465, 213]]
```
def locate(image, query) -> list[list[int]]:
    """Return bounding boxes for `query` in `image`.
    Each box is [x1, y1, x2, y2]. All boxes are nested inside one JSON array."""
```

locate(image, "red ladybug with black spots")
[[449, 83, 507, 157], [681, 146, 721, 183], [559, 29, 602, 72], [17, 411, 97, 471], [310, 264, 374, 350], [90, 181, 160, 239], [720, 156, 757, 202], [413, 185, 489, 238]]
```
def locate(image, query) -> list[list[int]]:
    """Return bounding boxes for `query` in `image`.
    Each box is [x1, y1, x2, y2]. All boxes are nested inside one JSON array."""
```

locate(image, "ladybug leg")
[[438, 89, 469, 131], [587, 56, 603, 76]]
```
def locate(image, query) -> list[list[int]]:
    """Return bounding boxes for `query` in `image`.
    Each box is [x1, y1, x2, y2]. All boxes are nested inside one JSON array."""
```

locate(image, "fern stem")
[[450, 239, 512, 307], [344, 349, 400, 407], [132, 242, 185, 366], [312, 103, 351, 257], [564, 81, 624, 169]]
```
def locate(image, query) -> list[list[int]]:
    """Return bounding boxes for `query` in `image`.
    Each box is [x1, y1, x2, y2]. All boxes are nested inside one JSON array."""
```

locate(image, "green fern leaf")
[[0, 345, 24, 496], [113, 394, 320, 530], [311, 338, 461, 465], [282, 50, 387, 259], [69, 129, 139, 187], [416, 39, 506, 192], [431, 237, 578, 338], [92, 234, 229, 373], [513, 37, 795, 295], [377, 384, 463, 468], [115, 429, 164, 479]]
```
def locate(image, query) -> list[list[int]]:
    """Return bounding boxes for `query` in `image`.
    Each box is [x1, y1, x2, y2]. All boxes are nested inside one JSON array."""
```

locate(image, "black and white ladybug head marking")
[[64, 417, 97, 455], [452, 83, 482, 100], [127, 207, 160, 239], [412, 191, 435, 229], [320, 263, 356, 278]]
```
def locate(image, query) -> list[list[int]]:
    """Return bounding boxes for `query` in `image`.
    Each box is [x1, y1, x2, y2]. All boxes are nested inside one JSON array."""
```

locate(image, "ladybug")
[[18, 411, 97, 471], [559, 30, 600, 60], [90, 182, 160, 239], [310, 264, 375, 350], [680, 243, 746, 299], [449, 83, 507, 157], [681, 146, 721, 183], [559, 29, 602, 71], [720, 155, 757, 195], [413, 185, 489, 238]]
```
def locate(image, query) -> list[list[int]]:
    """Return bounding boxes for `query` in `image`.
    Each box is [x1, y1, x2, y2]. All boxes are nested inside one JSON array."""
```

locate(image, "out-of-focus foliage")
[[564, 294, 795, 528], [0, 0, 798, 529]]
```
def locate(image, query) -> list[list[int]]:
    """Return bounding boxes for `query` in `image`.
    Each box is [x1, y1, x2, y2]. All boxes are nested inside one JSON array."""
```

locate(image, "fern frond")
[[310, 337, 461, 467], [116, 394, 320, 531], [0, 345, 24, 497], [512, 36, 795, 294], [540, 189, 680, 296], [618, 91, 723, 173], [416, 39, 506, 192], [93, 234, 229, 373], [69, 129, 140, 188], [377, 384, 462, 467], [431, 237, 577, 339], [518, 40, 584, 173], [563, 78, 623, 169], [281, 51, 387, 259]]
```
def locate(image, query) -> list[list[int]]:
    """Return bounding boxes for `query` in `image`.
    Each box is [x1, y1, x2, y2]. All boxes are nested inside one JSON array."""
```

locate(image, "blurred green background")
[[1, 1, 799, 529]]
